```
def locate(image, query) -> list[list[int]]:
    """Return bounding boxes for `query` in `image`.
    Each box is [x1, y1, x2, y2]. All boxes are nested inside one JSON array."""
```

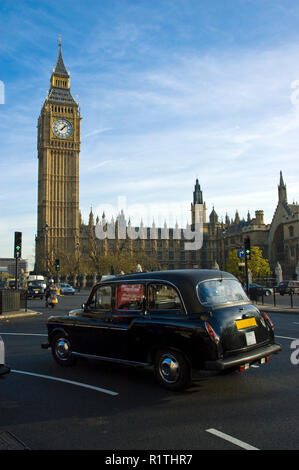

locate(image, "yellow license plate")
[[236, 317, 257, 329]]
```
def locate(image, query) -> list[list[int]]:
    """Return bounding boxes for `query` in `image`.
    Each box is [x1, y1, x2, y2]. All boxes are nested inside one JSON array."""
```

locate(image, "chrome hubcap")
[[56, 339, 71, 360], [159, 354, 180, 384]]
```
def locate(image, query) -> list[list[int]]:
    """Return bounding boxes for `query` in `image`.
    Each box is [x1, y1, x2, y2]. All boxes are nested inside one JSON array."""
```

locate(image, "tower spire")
[[278, 170, 287, 203], [47, 38, 76, 105], [193, 178, 203, 204], [53, 35, 68, 77]]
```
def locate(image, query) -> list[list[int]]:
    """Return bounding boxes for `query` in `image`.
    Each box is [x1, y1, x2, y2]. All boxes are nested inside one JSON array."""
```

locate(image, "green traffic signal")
[[14, 231, 22, 258], [244, 237, 251, 260]]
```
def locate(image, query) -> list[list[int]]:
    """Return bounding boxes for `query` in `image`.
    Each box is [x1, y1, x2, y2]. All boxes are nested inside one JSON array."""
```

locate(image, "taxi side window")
[[116, 284, 144, 311], [90, 285, 112, 310], [148, 283, 183, 313]]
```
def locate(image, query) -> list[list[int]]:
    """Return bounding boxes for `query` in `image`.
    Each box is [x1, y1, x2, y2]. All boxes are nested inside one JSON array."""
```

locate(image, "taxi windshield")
[[197, 279, 249, 307]]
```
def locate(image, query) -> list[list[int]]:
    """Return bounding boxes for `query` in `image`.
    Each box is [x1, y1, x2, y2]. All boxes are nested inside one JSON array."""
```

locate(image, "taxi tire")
[[154, 348, 191, 391], [51, 333, 76, 366]]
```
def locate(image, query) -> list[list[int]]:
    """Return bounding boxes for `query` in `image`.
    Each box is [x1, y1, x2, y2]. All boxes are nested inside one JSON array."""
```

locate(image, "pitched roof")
[[47, 86, 76, 105], [53, 41, 69, 77]]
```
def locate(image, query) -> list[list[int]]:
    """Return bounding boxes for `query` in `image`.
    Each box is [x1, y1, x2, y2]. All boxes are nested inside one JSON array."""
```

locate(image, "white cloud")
[[84, 127, 113, 138]]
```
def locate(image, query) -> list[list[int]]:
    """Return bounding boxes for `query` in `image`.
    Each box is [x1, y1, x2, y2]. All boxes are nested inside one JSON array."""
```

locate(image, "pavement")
[[0, 308, 42, 320], [255, 302, 299, 314], [0, 304, 299, 320]]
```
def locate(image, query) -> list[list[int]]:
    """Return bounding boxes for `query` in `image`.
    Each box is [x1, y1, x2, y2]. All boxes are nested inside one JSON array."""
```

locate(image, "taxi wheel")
[[51, 333, 76, 366], [154, 348, 191, 391]]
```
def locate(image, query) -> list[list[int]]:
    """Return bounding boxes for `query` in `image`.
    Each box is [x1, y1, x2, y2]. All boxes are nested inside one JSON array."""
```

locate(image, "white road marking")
[[11, 369, 119, 396], [276, 335, 298, 341], [0, 332, 47, 336], [206, 428, 259, 450]]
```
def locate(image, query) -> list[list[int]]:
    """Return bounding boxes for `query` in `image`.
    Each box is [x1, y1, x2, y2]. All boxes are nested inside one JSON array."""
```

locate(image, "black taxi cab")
[[42, 269, 281, 390]]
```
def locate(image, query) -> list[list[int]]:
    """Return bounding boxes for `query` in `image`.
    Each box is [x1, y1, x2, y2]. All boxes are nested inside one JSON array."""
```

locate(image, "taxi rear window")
[[197, 279, 248, 307]]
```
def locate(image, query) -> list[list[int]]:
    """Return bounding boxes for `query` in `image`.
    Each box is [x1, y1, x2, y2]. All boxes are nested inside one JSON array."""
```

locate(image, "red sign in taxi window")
[[117, 284, 144, 310]]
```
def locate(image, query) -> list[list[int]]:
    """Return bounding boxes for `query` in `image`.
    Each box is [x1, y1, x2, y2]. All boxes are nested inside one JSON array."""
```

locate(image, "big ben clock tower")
[[35, 38, 81, 274]]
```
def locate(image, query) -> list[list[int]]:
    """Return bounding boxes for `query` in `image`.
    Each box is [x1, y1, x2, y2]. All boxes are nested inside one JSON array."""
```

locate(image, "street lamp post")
[[76, 242, 80, 291], [43, 224, 49, 277]]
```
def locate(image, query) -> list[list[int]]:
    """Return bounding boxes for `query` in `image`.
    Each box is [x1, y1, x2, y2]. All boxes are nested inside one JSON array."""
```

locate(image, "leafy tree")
[[247, 246, 271, 280], [225, 249, 241, 278], [226, 246, 271, 280]]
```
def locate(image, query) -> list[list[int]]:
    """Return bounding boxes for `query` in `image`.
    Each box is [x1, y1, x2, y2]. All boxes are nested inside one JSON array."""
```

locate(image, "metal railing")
[[249, 286, 299, 309]]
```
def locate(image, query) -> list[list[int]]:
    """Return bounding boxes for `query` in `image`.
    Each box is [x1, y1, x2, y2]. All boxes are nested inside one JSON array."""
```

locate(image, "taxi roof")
[[98, 269, 236, 313]]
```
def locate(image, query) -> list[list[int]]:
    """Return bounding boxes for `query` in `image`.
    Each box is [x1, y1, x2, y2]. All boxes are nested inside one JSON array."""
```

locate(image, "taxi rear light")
[[204, 322, 220, 344], [239, 363, 250, 372], [261, 312, 274, 330]]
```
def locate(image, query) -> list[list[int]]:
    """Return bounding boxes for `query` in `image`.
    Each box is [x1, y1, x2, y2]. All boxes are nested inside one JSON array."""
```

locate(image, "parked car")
[[41, 269, 281, 391], [26, 280, 46, 299], [58, 283, 75, 295], [248, 283, 273, 297], [277, 280, 299, 295], [0, 335, 10, 375]]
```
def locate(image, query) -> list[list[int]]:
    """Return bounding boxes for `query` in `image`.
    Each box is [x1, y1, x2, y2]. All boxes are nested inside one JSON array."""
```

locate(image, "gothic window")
[[290, 246, 295, 258], [289, 226, 294, 238]]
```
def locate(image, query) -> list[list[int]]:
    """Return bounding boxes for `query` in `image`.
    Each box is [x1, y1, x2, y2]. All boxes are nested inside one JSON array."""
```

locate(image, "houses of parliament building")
[[35, 41, 299, 280]]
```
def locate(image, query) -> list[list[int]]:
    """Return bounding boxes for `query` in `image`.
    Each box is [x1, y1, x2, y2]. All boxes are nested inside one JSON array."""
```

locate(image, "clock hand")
[[60, 125, 67, 131]]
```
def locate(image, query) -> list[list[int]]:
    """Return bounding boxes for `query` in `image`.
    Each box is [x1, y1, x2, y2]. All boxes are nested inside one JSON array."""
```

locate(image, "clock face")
[[52, 119, 73, 139]]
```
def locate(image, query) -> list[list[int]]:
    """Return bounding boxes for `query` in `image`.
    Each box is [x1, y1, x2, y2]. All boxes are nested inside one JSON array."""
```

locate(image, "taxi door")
[[72, 284, 113, 356]]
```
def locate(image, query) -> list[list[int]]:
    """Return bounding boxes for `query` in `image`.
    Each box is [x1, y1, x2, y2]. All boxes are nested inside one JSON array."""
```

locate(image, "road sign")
[[237, 249, 245, 259]]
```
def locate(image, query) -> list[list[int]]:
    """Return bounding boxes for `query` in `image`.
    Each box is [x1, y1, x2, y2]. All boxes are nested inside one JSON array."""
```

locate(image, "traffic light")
[[244, 237, 251, 260], [14, 232, 22, 258], [55, 259, 60, 271]]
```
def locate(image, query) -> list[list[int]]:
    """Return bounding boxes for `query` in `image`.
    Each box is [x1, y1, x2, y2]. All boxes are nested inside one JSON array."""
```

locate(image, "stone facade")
[[35, 40, 81, 274], [79, 173, 298, 280], [268, 172, 299, 279]]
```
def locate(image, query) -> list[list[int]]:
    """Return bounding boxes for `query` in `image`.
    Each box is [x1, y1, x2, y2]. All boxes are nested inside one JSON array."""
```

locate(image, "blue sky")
[[0, 0, 299, 269]]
